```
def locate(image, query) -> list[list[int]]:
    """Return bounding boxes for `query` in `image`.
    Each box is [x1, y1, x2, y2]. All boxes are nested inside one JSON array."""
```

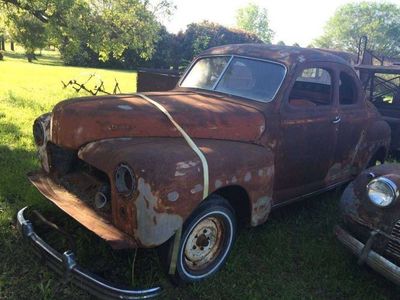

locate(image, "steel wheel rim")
[[183, 216, 225, 271]]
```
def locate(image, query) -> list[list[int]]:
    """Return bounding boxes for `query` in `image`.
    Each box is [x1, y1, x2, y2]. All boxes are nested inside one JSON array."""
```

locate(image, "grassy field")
[[1, 49, 400, 300]]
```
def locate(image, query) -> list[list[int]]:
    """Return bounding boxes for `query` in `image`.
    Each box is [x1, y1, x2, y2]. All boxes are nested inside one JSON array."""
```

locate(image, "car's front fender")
[[78, 137, 274, 247]]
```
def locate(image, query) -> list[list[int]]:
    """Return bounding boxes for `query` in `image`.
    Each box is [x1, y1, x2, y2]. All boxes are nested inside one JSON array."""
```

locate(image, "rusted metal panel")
[[136, 68, 181, 92], [369, 97, 400, 152], [51, 91, 266, 150], [78, 137, 274, 247], [201, 44, 353, 68], [28, 171, 137, 249]]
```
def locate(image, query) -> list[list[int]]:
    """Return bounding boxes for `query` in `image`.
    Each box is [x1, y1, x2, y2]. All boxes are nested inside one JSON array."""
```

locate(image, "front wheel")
[[160, 195, 237, 284]]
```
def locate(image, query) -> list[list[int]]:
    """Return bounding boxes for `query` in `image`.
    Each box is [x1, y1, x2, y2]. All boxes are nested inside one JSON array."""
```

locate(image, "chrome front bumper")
[[16, 207, 162, 299], [335, 225, 400, 285]]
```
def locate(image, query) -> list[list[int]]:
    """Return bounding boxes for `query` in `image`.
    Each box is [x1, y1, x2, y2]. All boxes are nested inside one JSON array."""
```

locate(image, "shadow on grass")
[[2, 51, 26, 60], [32, 55, 64, 67], [3, 51, 63, 66], [0, 143, 167, 299], [0, 117, 24, 141], [0, 145, 37, 207]]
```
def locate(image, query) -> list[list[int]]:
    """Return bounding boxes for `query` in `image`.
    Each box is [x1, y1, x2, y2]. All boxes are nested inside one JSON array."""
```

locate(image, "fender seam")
[[136, 93, 209, 199]]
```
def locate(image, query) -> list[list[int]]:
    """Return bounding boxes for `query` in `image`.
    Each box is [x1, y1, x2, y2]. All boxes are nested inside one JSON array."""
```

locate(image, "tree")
[[176, 21, 263, 69], [0, 0, 175, 64], [7, 11, 48, 61], [235, 3, 273, 43], [315, 2, 400, 57], [277, 40, 285, 46], [0, 13, 5, 50]]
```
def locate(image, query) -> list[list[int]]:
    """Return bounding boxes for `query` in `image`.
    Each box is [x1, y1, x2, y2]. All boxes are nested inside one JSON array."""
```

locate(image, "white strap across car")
[[136, 93, 210, 199]]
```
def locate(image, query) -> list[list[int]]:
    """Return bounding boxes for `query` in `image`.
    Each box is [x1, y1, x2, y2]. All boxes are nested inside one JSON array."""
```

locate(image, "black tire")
[[159, 195, 237, 284]]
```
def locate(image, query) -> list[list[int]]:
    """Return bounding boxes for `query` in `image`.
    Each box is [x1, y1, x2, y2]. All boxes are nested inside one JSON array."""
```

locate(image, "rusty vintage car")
[[336, 163, 400, 285], [17, 44, 391, 298]]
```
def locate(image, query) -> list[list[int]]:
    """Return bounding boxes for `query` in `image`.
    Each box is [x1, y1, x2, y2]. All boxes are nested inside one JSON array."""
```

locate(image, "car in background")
[[336, 163, 400, 285]]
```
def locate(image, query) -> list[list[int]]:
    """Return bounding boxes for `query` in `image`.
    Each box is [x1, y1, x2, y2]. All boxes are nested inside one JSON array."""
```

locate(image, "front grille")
[[56, 164, 112, 218], [386, 221, 400, 259], [47, 142, 76, 175], [44, 143, 112, 217]]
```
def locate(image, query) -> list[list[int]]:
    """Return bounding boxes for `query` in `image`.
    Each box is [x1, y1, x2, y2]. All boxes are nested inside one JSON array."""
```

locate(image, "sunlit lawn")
[[0, 48, 400, 299]]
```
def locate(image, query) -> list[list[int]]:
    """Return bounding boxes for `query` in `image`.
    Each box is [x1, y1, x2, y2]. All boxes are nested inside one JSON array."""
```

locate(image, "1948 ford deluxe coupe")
[[17, 44, 391, 298]]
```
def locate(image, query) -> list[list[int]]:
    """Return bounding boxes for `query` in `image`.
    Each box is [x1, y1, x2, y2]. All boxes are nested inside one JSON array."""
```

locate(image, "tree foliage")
[[315, 2, 400, 57], [235, 3, 273, 43], [0, 0, 263, 68], [175, 21, 263, 69], [0, 0, 174, 63], [6, 10, 47, 59], [120, 21, 263, 70]]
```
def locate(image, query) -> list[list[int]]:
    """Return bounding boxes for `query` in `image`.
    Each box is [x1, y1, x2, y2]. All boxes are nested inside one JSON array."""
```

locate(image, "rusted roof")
[[200, 44, 352, 67]]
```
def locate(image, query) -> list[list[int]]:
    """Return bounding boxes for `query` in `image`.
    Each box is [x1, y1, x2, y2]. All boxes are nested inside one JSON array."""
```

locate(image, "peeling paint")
[[117, 104, 133, 110], [174, 171, 185, 177], [167, 191, 179, 202], [259, 125, 265, 134], [135, 178, 183, 247], [190, 184, 203, 194], [244, 172, 252, 182], [298, 55, 306, 63], [176, 160, 199, 169], [251, 196, 272, 226], [215, 179, 223, 189]]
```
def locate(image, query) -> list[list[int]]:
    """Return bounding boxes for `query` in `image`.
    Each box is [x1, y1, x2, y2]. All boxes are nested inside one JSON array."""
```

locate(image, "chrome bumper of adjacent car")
[[16, 207, 162, 299], [335, 225, 400, 285]]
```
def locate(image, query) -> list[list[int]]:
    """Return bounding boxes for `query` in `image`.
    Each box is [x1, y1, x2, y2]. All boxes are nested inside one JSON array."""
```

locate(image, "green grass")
[[1, 50, 400, 299]]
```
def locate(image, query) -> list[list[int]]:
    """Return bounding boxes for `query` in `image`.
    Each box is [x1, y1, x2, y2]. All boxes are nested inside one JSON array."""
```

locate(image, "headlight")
[[33, 119, 45, 146], [33, 113, 51, 147], [367, 177, 399, 207], [115, 164, 136, 195]]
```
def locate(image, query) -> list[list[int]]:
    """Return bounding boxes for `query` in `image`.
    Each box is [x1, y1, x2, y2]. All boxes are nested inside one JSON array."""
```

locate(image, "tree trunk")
[[26, 52, 35, 62], [0, 36, 4, 51], [10, 41, 15, 51]]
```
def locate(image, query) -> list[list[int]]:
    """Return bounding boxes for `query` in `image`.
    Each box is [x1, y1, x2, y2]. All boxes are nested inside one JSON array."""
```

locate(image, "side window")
[[289, 68, 332, 108], [339, 72, 358, 105]]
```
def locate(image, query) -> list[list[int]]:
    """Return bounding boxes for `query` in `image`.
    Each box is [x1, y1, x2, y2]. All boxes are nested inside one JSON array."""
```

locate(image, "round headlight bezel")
[[33, 119, 45, 146], [115, 163, 136, 196], [366, 176, 399, 207]]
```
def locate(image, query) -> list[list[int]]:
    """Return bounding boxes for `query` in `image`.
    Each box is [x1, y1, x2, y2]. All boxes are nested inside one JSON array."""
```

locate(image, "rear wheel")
[[159, 195, 237, 284]]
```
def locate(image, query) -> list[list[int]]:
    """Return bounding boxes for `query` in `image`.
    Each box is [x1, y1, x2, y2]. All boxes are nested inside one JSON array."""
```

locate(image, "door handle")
[[332, 116, 341, 124]]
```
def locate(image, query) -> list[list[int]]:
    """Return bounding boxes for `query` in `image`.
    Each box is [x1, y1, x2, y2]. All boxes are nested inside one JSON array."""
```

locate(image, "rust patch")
[[28, 171, 136, 249]]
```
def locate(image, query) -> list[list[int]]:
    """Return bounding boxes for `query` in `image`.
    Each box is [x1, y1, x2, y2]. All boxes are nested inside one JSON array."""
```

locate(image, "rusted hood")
[[51, 91, 266, 149]]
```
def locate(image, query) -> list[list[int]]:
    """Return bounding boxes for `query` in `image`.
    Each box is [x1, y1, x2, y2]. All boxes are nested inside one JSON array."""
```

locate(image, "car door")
[[274, 62, 339, 203], [330, 65, 368, 181]]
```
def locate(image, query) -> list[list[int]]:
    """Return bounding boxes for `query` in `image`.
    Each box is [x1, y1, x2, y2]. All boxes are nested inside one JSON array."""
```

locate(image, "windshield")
[[181, 56, 286, 102]]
